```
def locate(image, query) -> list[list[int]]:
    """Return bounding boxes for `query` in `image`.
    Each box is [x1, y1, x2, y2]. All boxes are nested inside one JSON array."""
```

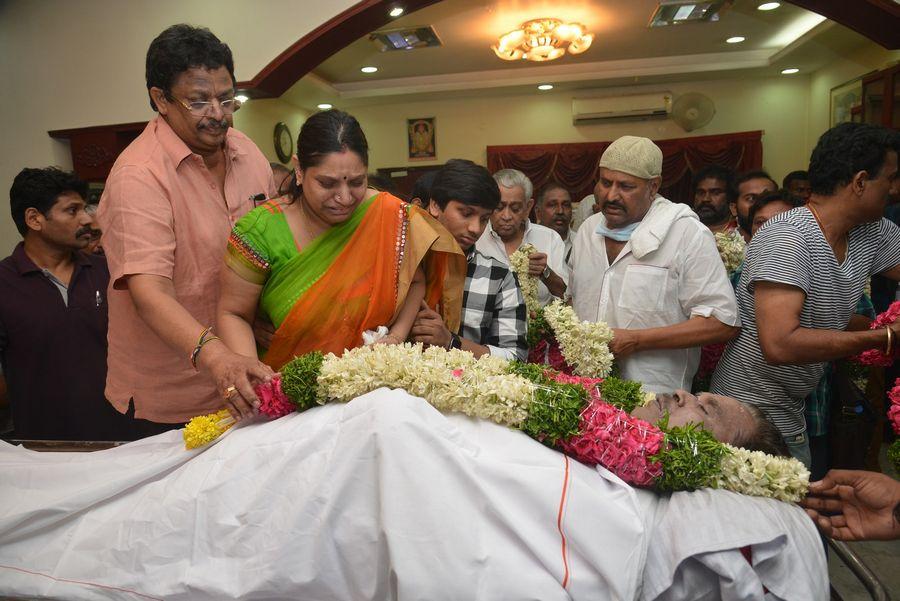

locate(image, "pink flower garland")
[[856, 301, 900, 366], [255, 375, 294, 418], [547, 372, 665, 487], [528, 339, 571, 374], [888, 378, 900, 435]]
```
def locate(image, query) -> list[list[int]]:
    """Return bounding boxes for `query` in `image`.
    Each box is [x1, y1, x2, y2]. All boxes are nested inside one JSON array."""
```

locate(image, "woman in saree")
[[215, 110, 465, 418]]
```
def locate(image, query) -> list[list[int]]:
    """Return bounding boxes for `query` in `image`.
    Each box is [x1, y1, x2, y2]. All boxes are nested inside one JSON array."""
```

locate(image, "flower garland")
[[855, 301, 900, 367], [714, 229, 745, 276], [543, 301, 615, 378], [886, 378, 900, 472], [509, 243, 540, 316], [184, 345, 809, 502], [508, 245, 615, 378]]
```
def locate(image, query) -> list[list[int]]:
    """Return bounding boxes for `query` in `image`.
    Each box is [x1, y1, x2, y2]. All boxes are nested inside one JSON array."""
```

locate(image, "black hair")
[[9, 167, 88, 236], [286, 110, 369, 200], [410, 170, 439, 206], [692, 165, 736, 202], [536, 181, 570, 207], [808, 122, 900, 196], [145, 24, 235, 112], [747, 189, 804, 228], [731, 170, 777, 201], [782, 170, 809, 189], [430, 159, 500, 211], [737, 404, 790, 457], [297, 109, 368, 170]]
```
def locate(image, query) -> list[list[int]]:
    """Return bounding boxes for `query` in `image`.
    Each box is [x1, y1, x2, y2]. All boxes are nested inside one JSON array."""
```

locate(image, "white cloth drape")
[[0, 388, 825, 600]]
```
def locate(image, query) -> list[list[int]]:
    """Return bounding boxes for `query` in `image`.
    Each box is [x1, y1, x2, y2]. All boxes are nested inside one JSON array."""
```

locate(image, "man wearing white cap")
[[568, 135, 740, 393]]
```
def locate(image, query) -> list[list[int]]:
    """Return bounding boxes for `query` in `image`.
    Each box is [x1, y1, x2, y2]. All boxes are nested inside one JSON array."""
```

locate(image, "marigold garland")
[[183, 409, 234, 450], [183, 344, 809, 501]]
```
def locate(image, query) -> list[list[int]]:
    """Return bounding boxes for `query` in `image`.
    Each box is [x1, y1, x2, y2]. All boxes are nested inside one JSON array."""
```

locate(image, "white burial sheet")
[[0, 388, 826, 600]]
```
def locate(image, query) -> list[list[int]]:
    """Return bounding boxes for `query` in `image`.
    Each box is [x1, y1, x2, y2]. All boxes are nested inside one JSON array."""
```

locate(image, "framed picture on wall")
[[830, 77, 863, 127], [408, 118, 436, 160]]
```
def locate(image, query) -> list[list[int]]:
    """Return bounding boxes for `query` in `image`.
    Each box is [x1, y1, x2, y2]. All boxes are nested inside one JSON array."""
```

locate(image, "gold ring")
[[224, 385, 237, 399]]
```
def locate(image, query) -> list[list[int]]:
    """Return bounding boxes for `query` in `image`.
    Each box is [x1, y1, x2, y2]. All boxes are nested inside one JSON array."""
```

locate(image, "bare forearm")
[[631, 316, 738, 352], [460, 337, 490, 358], [390, 275, 426, 341], [543, 271, 567, 299], [218, 312, 259, 358], [763, 327, 886, 365]]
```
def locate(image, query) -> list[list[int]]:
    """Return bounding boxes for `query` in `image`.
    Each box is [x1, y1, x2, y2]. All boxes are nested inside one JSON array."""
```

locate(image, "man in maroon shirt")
[[0, 167, 133, 440]]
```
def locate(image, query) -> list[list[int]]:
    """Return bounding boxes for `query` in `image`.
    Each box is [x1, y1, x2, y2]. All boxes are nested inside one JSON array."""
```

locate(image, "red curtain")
[[486, 131, 763, 205]]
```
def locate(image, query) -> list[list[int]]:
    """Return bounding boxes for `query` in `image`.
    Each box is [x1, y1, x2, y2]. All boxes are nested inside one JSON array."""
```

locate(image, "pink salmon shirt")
[[98, 116, 276, 422]]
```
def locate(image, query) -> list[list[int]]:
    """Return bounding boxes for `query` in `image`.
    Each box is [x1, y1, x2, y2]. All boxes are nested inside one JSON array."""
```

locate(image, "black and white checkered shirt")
[[460, 248, 528, 361]]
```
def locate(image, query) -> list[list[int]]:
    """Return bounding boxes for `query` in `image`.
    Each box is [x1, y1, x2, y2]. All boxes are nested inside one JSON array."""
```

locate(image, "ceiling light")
[[726, 36, 745, 43], [389, 7, 404, 17], [235, 94, 249, 103], [317, 103, 333, 110], [650, 1, 730, 27], [781, 67, 799, 74], [360, 66, 378, 73], [538, 84, 554, 91], [757, 2, 780, 10], [492, 18, 592, 62]]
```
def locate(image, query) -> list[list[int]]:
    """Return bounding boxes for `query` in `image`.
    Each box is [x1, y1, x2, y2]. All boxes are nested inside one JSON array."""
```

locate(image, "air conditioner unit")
[[572, 92, 673, 124]]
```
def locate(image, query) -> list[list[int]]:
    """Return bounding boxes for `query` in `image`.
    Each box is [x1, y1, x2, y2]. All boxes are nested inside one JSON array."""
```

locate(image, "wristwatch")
[[448, 332, 462, 350], [541, 265, 552, 280]]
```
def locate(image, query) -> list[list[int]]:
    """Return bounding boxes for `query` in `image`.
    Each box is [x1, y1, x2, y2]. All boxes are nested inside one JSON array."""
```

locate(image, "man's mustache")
[[604, 201, 625, 211], [198, 118, 229, 132], [75, 226, 93, 238]]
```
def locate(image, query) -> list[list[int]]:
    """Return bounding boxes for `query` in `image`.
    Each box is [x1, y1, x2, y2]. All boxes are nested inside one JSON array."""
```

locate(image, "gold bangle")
[[886, 327, 894, 356]]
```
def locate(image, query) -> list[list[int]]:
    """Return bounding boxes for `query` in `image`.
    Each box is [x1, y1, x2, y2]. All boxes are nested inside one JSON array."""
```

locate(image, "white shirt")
[[571, 194, 596, 231], [476, 220, 569, 307], [569, 196, 739, 393], [562, 230, 573, 263]]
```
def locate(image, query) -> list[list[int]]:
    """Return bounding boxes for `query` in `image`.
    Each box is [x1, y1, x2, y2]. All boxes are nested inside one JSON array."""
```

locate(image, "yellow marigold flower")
[[183, 409, 234, 450]]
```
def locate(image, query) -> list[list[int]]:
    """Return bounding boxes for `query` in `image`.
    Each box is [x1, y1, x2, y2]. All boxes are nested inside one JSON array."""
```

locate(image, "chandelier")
[[492, 18, 593, 62]]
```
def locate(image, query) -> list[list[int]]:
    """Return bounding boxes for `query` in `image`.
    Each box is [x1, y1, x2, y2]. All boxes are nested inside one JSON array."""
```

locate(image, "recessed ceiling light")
[[538, 84, 553, 91], [389, 7, 404, 17], [235, 94, 249, 103], [317, 103, 333, 110], [360, 66, 378, 73], [781, 67, 799, 74], [758, 2, 780, 10], [726, 36, 745, 44]]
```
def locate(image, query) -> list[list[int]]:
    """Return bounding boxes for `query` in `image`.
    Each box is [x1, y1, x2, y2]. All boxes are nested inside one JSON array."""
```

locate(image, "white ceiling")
[[282, 0, 873, 109]]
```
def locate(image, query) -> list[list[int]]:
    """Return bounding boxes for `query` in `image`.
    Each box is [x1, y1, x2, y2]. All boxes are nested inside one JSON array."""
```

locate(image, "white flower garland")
[[714, 229, 745, 275], [715, 444, 810, 503], [542, 301, 615, 378], [509, 243, 540, 314], [317, 344, 532, 426]]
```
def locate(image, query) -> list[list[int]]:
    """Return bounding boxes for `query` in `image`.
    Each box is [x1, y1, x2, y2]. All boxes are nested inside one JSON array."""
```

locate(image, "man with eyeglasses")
[[97, 24, 276, 437]]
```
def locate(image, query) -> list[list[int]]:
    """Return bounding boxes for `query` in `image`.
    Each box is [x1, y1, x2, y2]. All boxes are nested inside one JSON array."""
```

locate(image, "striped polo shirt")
[[711, 207, 900, 436]]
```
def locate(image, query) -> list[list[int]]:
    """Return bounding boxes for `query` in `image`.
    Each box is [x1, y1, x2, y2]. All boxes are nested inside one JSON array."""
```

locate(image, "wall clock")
[[273, 122, 293, 163]]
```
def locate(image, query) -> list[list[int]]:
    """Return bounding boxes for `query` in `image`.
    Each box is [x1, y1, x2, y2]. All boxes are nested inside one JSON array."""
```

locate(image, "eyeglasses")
[[165, 93, 242, 115]]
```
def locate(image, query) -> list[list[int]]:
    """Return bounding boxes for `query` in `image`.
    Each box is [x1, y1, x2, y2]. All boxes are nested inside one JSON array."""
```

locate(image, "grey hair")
[[736, 403, 790, 457], [84, 203, 99, 216], [493, 168, 533, 201]]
